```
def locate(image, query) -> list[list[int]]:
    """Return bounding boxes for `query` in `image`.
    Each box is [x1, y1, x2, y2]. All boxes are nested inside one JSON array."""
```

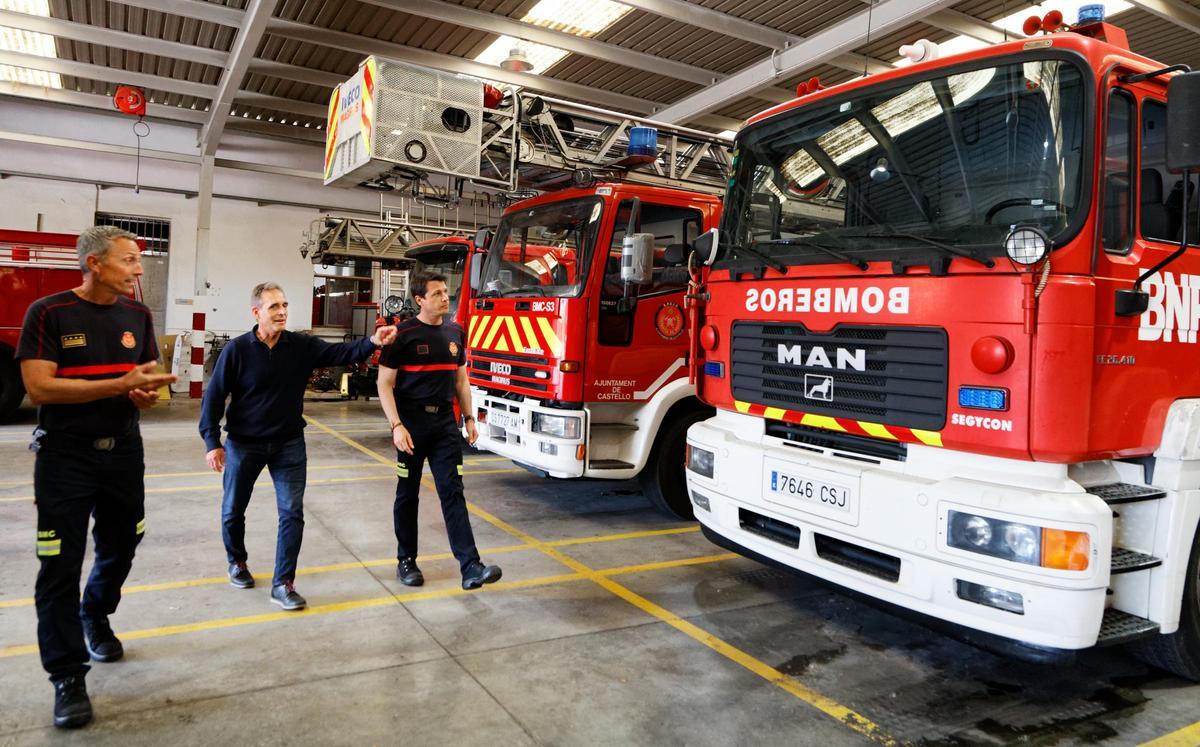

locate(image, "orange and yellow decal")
[[733, 400, 943, 448], [323, 86, 341, 180], [469, 315, 563, 357], [361, 57, 376, 153]]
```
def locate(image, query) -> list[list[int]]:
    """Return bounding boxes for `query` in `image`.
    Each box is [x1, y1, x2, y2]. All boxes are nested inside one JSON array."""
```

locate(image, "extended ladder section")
[[323, 56, 733, 199]]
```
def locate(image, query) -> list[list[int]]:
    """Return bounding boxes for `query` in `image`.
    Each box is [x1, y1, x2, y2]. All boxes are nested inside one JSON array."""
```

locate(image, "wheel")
[[1130, 524, 1200, 680], [0, 356, 25, 421], [639, 407, 711, 520]]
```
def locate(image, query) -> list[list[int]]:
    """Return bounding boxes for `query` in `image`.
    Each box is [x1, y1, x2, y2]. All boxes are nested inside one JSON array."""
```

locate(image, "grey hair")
[[251, 282, 285, 307], [77, 225, 137, 273]]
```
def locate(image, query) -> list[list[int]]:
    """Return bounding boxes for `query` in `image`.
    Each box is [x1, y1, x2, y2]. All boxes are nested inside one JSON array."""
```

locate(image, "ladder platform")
[[1088, 483, 1167, 506]]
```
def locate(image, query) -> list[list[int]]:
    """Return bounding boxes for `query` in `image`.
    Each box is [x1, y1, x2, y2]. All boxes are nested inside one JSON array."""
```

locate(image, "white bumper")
[[472, 387, 586, 478], [686, 410, 1114, 651]]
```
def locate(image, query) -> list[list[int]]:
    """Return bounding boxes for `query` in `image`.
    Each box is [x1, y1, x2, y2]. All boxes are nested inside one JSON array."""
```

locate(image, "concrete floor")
[[1, 399, 1199, 746]]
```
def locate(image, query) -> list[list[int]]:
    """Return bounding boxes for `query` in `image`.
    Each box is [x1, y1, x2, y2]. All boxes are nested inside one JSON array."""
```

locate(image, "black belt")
[[400, 402, 453, 415], [34, 429, 137, 452]]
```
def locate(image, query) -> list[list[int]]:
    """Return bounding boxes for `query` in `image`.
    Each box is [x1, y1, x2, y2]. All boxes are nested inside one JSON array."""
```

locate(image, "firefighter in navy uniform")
[[17, 226, 177, 729], [377, 272, 502, 590]]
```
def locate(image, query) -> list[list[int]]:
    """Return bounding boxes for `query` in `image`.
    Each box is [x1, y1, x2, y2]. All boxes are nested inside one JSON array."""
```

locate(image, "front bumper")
[[685, 410, 1114, 651], [473, 386, 585, 478]]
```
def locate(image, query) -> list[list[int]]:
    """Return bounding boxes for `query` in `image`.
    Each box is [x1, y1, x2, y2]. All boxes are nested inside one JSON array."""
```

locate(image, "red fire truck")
[[403, 235, 477, 327], [684, 17, 1200, 677], [469, 183, 721, 517], [0, 230, 84, 420]]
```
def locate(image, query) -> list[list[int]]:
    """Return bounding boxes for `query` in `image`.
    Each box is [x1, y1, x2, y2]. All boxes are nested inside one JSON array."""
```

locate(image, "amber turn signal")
[[1041, 528, 1090, 570]]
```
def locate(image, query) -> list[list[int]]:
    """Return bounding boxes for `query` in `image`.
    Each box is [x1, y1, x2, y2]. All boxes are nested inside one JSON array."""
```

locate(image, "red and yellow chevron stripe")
[[733, 400, 943, 448], [323, 86, 341, 181], [361, 57, 376, 153], [469, 314, 563, 357]]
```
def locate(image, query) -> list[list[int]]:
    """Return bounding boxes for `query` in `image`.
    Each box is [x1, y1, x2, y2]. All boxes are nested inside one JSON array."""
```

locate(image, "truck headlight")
[[947, 511, 1089, 570], [686, 443, 714, 478], [531, 412, 581, 439]]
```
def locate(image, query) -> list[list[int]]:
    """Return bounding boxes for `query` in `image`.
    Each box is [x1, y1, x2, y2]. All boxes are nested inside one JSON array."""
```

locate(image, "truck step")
[[589, 459, 634, 470], [1096, 608, 1160, 647], [1110, 547, 1163, 574], [1088, 483, 1167, 506]]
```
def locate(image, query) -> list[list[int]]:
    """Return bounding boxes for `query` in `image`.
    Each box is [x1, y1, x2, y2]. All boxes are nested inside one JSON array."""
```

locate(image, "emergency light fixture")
[[1003, 226, 1049, 265]]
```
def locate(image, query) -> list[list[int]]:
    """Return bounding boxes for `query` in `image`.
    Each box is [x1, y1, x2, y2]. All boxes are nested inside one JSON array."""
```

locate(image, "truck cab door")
[[589, 199, 701, 403]]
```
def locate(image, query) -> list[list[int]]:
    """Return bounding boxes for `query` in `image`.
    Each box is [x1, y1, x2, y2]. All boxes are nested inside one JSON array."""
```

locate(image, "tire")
[[0, 356, 25, 421], [639, 407, 711, 520], [1130, 523, 1200, 680]]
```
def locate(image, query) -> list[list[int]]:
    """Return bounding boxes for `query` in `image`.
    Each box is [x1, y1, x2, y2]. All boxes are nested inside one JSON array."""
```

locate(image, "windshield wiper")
[[499, 287, 547, 297], [854, 232, 995, 269], [729, 242, 787, 273], [753, 238, 868, 271]]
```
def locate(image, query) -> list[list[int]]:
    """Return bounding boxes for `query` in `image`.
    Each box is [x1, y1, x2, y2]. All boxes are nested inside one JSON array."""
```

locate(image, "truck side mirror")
[[473, 227, 492, 252], [621, 233, 655, 286], [692, 228, 719, 266], [1167, 72, 1200, 172], [469, 253, 484, 292], [1116, 71, 1200, 316]]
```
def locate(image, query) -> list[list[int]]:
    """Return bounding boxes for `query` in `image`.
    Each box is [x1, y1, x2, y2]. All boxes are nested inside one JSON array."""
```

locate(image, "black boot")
[[461, 561, 502, 590], [83, 616, 124, 663], [52, 676, 93, 729], [397, 557, 424, 587]]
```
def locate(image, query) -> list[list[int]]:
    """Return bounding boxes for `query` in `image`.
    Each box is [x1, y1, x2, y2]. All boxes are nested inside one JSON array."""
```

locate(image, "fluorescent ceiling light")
[[0, 0, 61, 89], [474, 0, 632, 75]]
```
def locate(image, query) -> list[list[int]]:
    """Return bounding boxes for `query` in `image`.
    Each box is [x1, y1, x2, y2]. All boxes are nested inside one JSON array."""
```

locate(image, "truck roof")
[[747, 30, 1170, 128], [506, 182, 723, 213]]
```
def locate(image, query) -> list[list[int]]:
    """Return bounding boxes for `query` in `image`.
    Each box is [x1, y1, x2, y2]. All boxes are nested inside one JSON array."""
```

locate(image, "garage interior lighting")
[[0, 0, 61, 89], [474, 0, 632, 75]]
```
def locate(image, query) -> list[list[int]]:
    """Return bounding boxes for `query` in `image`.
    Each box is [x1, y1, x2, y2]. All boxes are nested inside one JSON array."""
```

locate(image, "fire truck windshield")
[[478, 197, 603, 298], [722, 56, 1089, 269]]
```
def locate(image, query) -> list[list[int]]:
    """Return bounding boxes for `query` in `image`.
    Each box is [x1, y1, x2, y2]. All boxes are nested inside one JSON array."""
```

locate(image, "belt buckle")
[[93, 437, 116, 451], [424, 404, 439, 414]]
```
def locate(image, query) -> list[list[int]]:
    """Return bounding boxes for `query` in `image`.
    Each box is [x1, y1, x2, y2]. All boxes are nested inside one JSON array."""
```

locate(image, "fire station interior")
[[5, 0, 1200, 744]]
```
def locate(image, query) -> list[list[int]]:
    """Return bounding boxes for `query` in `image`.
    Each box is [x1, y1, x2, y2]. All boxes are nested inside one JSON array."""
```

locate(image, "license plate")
[[487, 410, 520, 431], [767, 468, 855, 514]]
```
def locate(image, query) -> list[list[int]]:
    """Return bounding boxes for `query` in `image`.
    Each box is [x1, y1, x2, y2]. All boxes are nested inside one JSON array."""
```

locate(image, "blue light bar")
[[958, 386, 1007, 411], [703, 361, 724, 378]]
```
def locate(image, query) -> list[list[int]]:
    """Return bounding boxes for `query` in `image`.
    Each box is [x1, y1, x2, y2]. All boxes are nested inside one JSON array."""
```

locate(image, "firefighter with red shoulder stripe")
[[376, 271, 501, 590], [16, 226, 177, 730]]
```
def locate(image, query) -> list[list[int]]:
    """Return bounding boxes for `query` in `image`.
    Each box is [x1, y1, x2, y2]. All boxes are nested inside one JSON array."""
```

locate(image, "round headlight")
[[963, 516, 993, 547], [1003, 524, 1040, 563], [1004, 226, 1050, 265]]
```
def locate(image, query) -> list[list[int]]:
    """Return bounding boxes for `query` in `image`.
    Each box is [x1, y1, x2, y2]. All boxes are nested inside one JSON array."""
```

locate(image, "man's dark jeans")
[[221, 435, 306, 586]]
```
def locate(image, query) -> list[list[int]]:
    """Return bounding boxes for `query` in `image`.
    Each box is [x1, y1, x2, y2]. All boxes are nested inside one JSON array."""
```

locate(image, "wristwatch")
[[463, 415, 475, 423]]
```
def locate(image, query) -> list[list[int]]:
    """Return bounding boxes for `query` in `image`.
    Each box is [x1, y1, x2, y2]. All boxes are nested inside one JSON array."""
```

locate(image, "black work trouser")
[[393, 406, 480, 574], [33, 432, 145, 682]]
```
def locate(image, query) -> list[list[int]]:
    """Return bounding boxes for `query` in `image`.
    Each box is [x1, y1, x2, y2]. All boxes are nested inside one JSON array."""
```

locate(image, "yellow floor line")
[[0, 526, 704, 610], [0, 551, 740, 659], [1141, 721, 1200, 747], [308, 415, 896, 746]]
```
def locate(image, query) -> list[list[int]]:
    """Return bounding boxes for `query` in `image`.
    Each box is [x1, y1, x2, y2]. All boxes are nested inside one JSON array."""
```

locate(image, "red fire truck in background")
[[684, 16, 1200, 677], [469, 183, 721, 518], [0, 230, 82, 420]]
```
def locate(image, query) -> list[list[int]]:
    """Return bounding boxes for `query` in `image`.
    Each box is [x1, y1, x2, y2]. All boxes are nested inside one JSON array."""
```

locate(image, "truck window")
[[1102, 90, 1135, 254], [600, 201, 701, 346], [1141, 99, 1199, 246]]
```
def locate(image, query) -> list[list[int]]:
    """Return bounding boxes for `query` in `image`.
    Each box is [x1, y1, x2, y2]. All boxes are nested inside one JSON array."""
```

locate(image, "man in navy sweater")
[[199, 282, 397, 610]]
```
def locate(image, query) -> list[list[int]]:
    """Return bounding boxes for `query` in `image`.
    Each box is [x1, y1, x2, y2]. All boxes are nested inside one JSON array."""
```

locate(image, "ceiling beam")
[[653, 0, 960, 124], [0, 9, 229, 67], [1126, 0, 1200, 35], [198, 0, 275, 155], [0, 48, 216, 98], [110, 0, 244, 28], [0, 82, 324, 143], [245, 59, 346, 89], [924, 9, 1023, 43], [607, 0, 893, 75]]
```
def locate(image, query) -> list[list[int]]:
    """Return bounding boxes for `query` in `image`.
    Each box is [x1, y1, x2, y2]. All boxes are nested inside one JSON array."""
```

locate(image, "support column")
[[191, 153, 214, 398], [190, 312, 206, 399]]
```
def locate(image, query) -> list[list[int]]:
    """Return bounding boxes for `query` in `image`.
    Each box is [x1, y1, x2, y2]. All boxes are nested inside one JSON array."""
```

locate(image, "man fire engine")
[[683, 12, 1200, 678]]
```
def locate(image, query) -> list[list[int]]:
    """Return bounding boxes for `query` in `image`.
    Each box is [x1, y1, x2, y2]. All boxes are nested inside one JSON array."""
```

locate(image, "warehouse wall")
[[0, 98, 381, 336]]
